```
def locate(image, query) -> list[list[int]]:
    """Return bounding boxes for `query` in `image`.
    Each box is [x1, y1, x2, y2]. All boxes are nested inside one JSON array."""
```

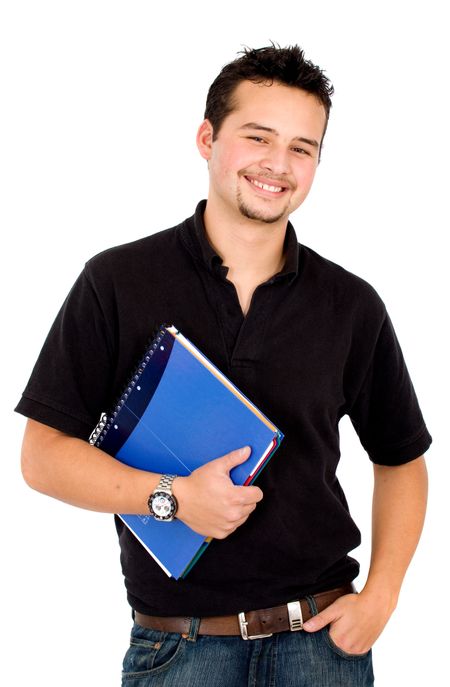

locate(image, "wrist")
[[360, 579, 399, 617], [148, 474, 179, 521], [171, 475, 189, 521]]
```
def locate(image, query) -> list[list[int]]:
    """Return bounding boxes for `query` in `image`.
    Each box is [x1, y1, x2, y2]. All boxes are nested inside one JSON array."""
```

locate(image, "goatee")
[[237, 192, 287, 225]]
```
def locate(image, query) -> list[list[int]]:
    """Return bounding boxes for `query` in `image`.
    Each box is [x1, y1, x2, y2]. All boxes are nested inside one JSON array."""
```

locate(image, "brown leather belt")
[[134, 584, 355, 640]]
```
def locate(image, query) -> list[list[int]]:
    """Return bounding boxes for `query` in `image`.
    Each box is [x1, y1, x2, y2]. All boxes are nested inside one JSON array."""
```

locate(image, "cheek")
[[211, 139, 252, 174], [295, 162, 318, 194], [210, 148, 248, 190]]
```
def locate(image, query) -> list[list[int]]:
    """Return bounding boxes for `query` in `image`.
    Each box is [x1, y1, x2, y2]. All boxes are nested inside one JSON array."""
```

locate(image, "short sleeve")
[[15, 267, 116, 440], [348, 313, 432, 465]]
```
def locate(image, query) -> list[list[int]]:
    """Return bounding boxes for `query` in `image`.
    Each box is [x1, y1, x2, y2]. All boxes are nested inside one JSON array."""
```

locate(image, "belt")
[[134, 584, 355, 640]]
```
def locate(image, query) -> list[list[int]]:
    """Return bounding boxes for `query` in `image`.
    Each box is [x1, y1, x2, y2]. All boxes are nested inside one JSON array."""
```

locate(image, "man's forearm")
[[362, 455, 428, 610], [21, 418, 160, 513], [21, 418, 263, 537], [303, 455, 428, 654]]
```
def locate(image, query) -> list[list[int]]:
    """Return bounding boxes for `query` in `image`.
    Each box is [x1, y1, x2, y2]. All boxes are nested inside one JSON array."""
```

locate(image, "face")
[[197, 80, 327, 226]]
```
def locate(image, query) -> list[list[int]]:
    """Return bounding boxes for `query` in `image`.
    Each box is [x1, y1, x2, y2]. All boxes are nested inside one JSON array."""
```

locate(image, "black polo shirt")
[[16, 200, 432, 616]]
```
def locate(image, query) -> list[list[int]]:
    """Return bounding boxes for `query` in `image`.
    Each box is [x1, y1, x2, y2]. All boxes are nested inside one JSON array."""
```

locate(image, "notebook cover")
[[90, 325, 283, 579]]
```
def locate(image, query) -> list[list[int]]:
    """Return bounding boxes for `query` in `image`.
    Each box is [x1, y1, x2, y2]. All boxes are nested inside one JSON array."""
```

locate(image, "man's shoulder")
[[86, 223, 182, 273], [300, 243, 386, 316]]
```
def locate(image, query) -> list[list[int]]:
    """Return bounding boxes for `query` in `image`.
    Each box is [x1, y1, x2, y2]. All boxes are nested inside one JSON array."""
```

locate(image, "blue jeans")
[[122, 597, 374, 686]]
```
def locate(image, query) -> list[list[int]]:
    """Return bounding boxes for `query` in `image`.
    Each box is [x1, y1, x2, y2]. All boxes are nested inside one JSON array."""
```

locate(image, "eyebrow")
[[239, 122, 320, 148]]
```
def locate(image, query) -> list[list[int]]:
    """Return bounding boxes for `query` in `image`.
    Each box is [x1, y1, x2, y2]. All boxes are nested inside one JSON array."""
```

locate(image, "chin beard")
[[237, 192, 287, 224]]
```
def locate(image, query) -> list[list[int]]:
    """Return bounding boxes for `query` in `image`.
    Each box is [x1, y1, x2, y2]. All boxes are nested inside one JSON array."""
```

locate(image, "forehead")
[[225, 79, 327, 139]]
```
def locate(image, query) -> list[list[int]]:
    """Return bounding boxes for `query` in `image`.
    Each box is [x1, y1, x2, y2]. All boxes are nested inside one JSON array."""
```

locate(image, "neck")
[[203, 198, 287, 284]]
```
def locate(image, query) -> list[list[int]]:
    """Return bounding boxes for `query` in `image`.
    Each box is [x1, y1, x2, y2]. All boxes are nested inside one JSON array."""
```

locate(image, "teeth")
[[249, 178, 283, 193]]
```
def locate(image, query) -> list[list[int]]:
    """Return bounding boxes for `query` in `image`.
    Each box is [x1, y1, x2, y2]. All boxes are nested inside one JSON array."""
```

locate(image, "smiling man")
[[17, 46, 431, 687], [202, 83, 324, 223], [196, 78, 326, 316]]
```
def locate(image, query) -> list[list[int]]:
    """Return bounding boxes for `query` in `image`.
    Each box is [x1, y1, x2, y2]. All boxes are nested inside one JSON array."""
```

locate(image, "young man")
[[17, 45, 431, 686]]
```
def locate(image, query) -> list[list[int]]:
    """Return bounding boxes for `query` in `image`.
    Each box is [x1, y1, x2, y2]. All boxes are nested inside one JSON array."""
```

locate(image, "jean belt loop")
[[305, 594, 319, 617], [187, 616, 201, 642]]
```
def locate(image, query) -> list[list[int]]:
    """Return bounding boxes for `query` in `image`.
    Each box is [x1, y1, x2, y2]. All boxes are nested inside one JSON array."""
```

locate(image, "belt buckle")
[[238, 612, 273, 640], [287, 601, 303, 631]]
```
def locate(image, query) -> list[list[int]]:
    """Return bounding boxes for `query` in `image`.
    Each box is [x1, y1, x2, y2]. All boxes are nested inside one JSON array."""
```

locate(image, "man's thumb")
[[303, 607, 335, 633], [220, 446, 251, 472]]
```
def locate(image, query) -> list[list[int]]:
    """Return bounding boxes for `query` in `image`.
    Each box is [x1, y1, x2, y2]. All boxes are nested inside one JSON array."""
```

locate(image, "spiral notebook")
[[89, 325, 284, 579]]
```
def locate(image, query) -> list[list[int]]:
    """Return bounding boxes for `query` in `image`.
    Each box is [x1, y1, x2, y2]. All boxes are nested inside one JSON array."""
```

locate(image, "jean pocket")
[[122, 624, 186, 682], [322, 628, 371, 661]]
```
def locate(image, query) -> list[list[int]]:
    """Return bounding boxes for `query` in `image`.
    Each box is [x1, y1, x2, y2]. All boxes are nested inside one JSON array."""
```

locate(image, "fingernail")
[[303, 619, 315, 630], [240, 446, 250, 456]]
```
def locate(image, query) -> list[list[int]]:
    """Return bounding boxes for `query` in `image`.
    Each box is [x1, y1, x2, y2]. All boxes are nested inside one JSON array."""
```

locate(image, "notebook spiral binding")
[[88, 324, 169, 448]]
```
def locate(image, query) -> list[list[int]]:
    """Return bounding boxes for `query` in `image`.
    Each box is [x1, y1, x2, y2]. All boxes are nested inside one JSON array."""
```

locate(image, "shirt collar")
[[181, 200, 300, 283]]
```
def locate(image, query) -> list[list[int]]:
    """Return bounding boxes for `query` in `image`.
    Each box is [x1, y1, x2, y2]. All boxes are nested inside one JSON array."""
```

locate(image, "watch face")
[[150, 491, 176, 520]]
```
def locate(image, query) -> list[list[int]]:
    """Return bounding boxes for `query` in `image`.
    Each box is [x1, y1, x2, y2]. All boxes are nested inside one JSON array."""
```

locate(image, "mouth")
[[244, 175, 289, 196]]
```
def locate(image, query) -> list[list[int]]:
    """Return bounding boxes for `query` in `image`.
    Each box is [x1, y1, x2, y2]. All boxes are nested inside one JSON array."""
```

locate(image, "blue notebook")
[[89, 325, 283, 579]]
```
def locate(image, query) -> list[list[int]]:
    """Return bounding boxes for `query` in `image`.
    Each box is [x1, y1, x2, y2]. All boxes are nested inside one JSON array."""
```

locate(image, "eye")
[[247, 136, 267, 143], [291, 146, 310, 156]]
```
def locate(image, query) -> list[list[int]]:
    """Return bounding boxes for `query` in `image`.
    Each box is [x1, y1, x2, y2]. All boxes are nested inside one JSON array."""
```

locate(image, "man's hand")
[[303, 591, 394, 655], [173, 446, 263, 539]]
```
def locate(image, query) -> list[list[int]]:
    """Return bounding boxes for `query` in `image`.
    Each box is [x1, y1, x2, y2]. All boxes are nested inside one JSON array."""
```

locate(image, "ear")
[[196, 119, 214, 160]]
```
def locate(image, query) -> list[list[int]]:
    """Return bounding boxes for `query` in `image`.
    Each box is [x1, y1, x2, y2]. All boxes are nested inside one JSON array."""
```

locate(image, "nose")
[[259, 144, 290, 176]]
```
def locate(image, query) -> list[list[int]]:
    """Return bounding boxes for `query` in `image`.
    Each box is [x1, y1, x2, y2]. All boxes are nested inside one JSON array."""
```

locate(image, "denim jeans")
[[122, 597, 374, 687]]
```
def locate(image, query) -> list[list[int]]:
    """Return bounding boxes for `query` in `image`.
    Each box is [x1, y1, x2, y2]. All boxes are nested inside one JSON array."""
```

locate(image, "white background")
[[1, 1, 448, 685]]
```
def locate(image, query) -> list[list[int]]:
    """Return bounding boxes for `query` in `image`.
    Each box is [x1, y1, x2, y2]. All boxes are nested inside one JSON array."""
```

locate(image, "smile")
[[245, 176, 286, 194]]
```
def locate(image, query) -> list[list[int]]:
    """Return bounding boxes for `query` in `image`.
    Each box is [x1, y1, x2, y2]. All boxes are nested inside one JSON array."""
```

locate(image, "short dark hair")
[[204, 44, 334, 142]]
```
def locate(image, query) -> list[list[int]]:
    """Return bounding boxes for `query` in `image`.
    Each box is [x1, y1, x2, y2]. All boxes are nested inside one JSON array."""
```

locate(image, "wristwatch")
[[148, 474, 179, 521]]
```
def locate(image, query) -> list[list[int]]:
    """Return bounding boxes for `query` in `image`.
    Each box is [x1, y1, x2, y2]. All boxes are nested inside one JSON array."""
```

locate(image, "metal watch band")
[[157, 474, 177, 492]]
